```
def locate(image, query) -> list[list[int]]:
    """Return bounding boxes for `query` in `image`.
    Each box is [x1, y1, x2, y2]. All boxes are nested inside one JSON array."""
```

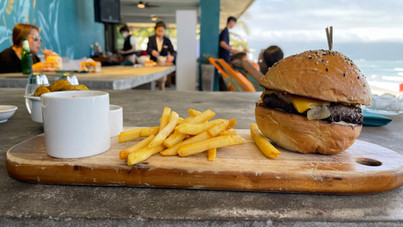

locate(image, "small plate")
[[363, 105, 402, 116], [0, 105, 18, 123]]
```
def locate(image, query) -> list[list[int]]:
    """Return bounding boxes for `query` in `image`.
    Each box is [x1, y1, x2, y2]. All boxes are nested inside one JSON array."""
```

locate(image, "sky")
[[232, 0, 403, 61]]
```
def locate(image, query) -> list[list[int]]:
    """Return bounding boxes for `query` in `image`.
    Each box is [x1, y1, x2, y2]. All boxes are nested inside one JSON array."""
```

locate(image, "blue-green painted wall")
[[199, 0, 220, 91], [0, 0, 104, 59]]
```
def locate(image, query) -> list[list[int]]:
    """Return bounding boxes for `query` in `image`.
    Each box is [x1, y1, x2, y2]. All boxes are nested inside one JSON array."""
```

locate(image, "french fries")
[[148, 111, 179, 148], [159, 107, 171, 129], [177, 135, 236, 157], [118, 126, 159, 143], [140, 126, 160, 137], [250, 123, 280, 159], [127, 144, 165, 166], [177, 117, 184, 124], [163, 109, 216, 147], [228, 118, 237, 129], [230, 134, 247, 145], [175, 121, 210, 135], [119, 135, 154, 160], [162, 130, 188, 148], [207, 148, 216, 161], [160, 131, 210, 156], [118, 107, 245, 165], [207, 120, 229, 137], [188, 109, 201, 117], [175, 119, 225, 135], [188, 109, 215, 123], [118, 128, 143, 142]]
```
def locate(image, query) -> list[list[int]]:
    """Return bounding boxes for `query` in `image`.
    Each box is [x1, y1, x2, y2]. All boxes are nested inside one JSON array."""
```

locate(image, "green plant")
[[230, 20, 250, 51]]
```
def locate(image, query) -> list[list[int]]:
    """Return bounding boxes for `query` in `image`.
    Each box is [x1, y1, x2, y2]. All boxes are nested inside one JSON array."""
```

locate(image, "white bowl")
[[109, 105, 123, 137], [0, 105, 18, 123], [24, 95, 42, 123], [137, 55, 150, 65]]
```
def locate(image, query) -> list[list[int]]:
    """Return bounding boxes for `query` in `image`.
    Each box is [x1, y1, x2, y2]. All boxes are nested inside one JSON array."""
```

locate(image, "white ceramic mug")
[[109, 105, 123, 137], [41, 91, 110, 158]]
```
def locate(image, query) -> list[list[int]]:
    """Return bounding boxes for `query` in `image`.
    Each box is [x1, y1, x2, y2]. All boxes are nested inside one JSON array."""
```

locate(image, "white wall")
[[175, 10, 198, 91]]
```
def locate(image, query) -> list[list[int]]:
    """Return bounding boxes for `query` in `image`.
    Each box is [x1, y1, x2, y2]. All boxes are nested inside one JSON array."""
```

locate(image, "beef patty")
[[261, 93, 363, 124]]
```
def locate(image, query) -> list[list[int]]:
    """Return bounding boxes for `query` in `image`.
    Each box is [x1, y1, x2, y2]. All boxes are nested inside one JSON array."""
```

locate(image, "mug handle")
[[25, 98, 32, 115]]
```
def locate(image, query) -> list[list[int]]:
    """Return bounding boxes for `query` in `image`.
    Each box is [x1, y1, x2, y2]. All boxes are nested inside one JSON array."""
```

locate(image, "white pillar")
[[175, 10, 198, 91]]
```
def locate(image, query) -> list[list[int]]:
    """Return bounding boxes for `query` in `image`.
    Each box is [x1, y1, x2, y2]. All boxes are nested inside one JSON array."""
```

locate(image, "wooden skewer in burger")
[[255, 27, 372, 154]]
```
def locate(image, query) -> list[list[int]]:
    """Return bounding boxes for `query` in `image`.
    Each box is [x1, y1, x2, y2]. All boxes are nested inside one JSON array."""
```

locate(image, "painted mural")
[[0, 0, 61, 54], [0, 0, 104, 59]]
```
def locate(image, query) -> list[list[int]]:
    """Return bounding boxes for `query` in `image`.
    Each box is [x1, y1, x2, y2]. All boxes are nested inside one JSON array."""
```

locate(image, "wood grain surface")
[[6, 128, 403, 194]]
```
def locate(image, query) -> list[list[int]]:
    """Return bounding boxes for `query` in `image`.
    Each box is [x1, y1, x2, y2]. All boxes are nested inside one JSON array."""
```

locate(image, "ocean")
[[355, 60, 403, 114], [355, 60, 403, 93], [247, 47, 403, 93], [245, 42, 403, 93]]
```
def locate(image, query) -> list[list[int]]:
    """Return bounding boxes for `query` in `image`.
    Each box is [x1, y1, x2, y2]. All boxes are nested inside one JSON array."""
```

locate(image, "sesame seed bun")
[[255, 50, 371, 155], [261, 50, 371, 105]]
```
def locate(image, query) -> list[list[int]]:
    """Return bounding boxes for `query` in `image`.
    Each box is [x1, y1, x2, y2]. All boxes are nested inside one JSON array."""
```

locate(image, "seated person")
[[0, 23, 53, 73], [258, 45, 284, 75], [117, 25, 136, 64], [228, 52, 262, 91], [230, 52, 248, 69], [229, 46, 283, 86]]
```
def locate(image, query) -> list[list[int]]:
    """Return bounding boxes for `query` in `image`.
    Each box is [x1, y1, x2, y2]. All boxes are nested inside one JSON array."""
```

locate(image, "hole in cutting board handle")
[[356, 158, 382, 166]]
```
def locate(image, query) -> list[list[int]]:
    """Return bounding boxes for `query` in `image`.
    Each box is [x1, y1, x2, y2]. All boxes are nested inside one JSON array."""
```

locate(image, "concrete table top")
[[0, 88, 402, 226], [0, 65, 175, 90]]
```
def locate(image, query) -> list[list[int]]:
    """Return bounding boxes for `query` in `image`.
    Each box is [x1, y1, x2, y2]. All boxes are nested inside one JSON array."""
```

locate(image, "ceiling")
[[120, 0, 255, 29]]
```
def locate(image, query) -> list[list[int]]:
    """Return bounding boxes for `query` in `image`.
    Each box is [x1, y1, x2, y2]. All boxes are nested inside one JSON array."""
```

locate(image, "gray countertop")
[[0, 66, 175, 90], [0, 88, 402, 226]]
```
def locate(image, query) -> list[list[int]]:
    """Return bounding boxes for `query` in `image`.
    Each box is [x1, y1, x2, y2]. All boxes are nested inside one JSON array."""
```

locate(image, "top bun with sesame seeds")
[[260, 50, 371, 105], [255, 50, 372, 155]]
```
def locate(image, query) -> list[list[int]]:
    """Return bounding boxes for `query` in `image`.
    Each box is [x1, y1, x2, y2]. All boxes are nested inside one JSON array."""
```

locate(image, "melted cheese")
[[286, 95, 329, 113], [261, 90, 329, 113]]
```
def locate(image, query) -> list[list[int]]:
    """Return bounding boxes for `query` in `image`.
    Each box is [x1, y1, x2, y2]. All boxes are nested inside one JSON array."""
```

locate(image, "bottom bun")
[[255, 104, 362, 155]]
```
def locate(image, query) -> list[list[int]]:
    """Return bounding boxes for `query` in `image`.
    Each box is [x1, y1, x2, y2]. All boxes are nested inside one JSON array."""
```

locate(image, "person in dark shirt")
[[146, 21, 176, 91], [219, 16, 239, 62], [0, 23, 44, 73], [218, 16, 239, 91], [146, 21, 176, 64], [118, 25, 136, 64]]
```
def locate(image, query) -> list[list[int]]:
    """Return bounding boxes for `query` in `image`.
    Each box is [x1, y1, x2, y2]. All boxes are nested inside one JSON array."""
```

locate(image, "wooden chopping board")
[[6, 128, 403, 194]]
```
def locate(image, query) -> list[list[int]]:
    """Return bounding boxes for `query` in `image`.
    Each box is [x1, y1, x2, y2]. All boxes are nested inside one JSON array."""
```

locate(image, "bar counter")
[[0, 65, 175, 90], [0, 88, 402, 226]]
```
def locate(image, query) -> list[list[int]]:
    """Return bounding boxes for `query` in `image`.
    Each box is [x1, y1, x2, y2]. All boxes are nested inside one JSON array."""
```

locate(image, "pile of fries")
[[118, 107, 246, 166]]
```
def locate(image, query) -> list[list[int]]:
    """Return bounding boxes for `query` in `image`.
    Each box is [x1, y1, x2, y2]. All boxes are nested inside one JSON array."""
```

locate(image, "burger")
[[255, 50, 371, 155]]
